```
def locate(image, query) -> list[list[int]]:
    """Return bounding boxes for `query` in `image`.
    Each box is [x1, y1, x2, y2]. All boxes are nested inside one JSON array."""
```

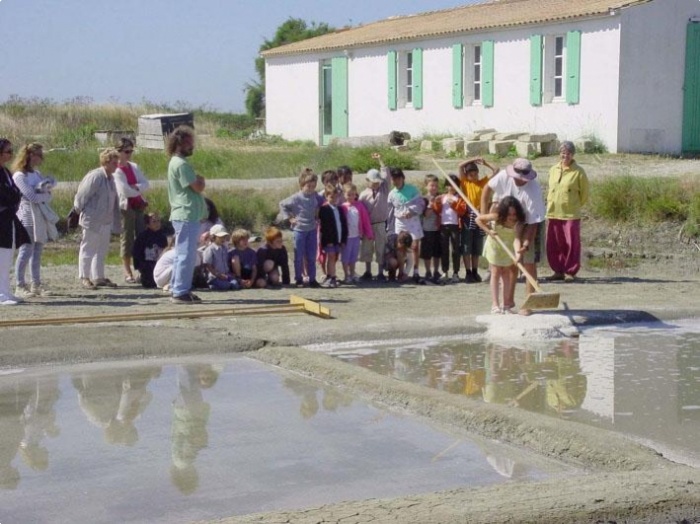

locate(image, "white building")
[[263, 0, 700, 154]]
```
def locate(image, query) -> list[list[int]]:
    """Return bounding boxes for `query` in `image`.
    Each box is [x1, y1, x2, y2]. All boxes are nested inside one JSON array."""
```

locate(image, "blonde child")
[[229, 228, 258, 289], [458, 157, 497, 282], [318, 184, 347, 288], [476, 196, 526, 314], [256, 226, 290, 287], [420, 174, 441, 284], [340, 183, 373, 283], [202, 224, 239, 291], [433, 175, 467, 283], [279, 168, 324, 288]]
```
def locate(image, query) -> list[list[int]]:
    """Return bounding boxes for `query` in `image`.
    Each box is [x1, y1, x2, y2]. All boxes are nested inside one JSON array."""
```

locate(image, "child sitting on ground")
[[433, 175, 467, 284], [340, 183, 373, 283], [132, 212, 168, 288], [256, 226, 290, 287], [229, 228, 259, 289], [475, 196, 527, 314], [318, 184, 348, 288], [279, 168, 324, 288], [384, 231, 413, 282], [420, 174, 442, 284], [202, 224, 239, 291]]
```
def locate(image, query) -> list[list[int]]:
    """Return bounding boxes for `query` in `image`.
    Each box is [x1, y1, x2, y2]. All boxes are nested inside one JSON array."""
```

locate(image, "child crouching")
[[202, 224, 239, 291], [256, 226, 290, 287]]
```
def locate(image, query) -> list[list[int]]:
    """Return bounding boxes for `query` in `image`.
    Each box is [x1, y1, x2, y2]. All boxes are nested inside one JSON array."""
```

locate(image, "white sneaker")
[[0, 298, 19, 306], [31, 283, 52, 296], [15, 284, 36, 298], [451, 273, 461, 283]]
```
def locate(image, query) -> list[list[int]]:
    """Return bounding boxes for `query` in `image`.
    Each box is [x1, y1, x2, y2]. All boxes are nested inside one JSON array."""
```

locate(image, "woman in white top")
[[113, 138, 150, 284], [12, 143, 58, 298]]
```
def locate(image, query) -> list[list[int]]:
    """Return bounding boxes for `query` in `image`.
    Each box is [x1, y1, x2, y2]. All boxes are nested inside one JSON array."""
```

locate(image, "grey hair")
[[560, 141, 576, 154]]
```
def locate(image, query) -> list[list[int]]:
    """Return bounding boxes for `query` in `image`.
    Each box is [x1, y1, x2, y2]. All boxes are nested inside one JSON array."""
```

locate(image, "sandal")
[[490, 306, 502, 314], [124, 275, 137, 284]]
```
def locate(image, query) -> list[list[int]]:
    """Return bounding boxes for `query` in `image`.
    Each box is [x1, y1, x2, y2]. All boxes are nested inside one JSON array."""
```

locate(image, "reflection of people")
[[0, 377, 33, 489], [283, 378, 319, 420], [545, 341, 587, 415], [73, 367, 159, 446], [546, 141, 589, 282], [74, 148, 122, 289], [19, 375, 60, 471], [170, 364, 219, 495]]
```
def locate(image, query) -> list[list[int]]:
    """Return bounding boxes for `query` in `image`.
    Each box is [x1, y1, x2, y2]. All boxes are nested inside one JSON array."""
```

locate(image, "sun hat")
[[506, 158, 537, 182], [209, 224, 230, 237], [366, 169, 382, 183]]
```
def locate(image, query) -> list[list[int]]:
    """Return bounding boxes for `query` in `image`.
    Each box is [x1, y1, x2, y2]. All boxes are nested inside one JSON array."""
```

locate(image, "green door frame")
[[320, 57, 349, 146], [682, 22, 700, 154]]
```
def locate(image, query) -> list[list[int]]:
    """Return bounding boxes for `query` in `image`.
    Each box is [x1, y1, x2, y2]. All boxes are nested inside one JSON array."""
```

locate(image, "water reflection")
[[0, 375, 60, 489], [283, 378, 354, 420], [170, 364, 220, 495], [73, 366, 160, 446], [335, 322, 700, 465]]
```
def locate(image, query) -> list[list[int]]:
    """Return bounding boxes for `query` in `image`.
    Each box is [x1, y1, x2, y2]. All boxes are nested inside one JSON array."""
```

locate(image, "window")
[[388, 49, 423, 110], [472, 45, 482, 103], [531, 31, 581, 106], [452, 41, 493, 109]]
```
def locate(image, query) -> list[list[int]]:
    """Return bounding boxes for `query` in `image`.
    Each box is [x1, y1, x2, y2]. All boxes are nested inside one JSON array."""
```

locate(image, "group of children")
[[128, 153, 530, 315]]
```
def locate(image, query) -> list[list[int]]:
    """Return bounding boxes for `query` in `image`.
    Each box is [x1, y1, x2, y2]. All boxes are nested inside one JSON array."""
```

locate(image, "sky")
[[0, 0, 481, 114]]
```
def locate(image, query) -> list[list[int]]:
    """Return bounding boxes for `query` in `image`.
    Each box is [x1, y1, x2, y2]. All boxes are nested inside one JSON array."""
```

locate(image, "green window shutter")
[[388, 51, 397, 110], [452, 44, 464, 108], [412, 47, 423, 109], [331, 56, 349, 138], [566, 30, 582, 104], [530, 35, 543, 106], [482, 40, 494, 108]]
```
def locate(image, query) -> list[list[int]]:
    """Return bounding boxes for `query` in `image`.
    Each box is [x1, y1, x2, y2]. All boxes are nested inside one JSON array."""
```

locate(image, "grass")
[[588, 175, 697, 223]]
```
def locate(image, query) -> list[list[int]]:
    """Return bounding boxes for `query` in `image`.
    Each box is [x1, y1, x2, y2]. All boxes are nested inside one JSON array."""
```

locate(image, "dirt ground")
[[2, 161, 699, 523]]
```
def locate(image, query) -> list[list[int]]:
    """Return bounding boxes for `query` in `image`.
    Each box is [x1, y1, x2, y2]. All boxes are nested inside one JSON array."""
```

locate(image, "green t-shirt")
[[168, 155, 206, 222]]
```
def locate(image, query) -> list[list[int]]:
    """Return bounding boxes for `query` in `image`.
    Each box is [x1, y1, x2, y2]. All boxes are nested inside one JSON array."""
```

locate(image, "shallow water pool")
[[328, 319, 700, 468], [0, 356, 571, 523]]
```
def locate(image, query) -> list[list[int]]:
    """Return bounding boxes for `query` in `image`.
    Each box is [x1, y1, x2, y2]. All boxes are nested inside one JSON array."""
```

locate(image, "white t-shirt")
[[439, 195, 459, 226], [345, 205, 360, 238], [487, 170, 545, 224]]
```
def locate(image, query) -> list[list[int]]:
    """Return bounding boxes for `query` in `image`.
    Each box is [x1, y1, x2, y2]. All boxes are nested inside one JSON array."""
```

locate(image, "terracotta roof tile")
[[262, 0, 650, 57]]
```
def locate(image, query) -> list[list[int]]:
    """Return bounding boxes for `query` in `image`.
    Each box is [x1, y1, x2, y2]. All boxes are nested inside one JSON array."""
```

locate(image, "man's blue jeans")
[[171, 220, 201, 297]]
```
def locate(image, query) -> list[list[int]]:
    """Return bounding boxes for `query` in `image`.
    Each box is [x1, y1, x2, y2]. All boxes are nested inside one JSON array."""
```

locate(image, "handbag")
[[66, 208, 80, 229]]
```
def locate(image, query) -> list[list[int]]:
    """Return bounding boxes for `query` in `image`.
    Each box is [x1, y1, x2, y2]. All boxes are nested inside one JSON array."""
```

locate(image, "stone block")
[[540, 139, 561, 156], [518, 133, 557, 143], [575, 138, 596, 154], [489, 140, 515, 156], [442, 138, 465, 154], [463, 140, 489, 156], [392, 144, 409, 152], [420, 140, 437, 152], [463, 133, 481, 141], [495, 132, 525, 140], [473, 128, 496, 135], [515, 141, 538, 157], [480, 132, 498, 141]]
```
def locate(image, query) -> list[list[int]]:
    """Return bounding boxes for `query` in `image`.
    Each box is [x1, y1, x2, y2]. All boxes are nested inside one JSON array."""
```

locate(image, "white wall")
[[618, 0, 700, 154], [266, 16, 622, 150], [265, 56, 321, 142]]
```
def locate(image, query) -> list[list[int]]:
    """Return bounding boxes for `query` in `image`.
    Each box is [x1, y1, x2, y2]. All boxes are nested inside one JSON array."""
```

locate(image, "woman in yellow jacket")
[[546, 141, 589, 281]]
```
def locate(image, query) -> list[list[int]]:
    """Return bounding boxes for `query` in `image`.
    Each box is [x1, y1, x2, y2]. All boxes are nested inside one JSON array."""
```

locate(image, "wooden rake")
[[431, 158, 559, 311], [0, 295, 331, 328]]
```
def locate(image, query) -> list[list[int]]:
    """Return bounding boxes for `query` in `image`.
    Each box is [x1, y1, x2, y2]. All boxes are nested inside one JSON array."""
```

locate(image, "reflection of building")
[[577, 329, 700, 465]]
